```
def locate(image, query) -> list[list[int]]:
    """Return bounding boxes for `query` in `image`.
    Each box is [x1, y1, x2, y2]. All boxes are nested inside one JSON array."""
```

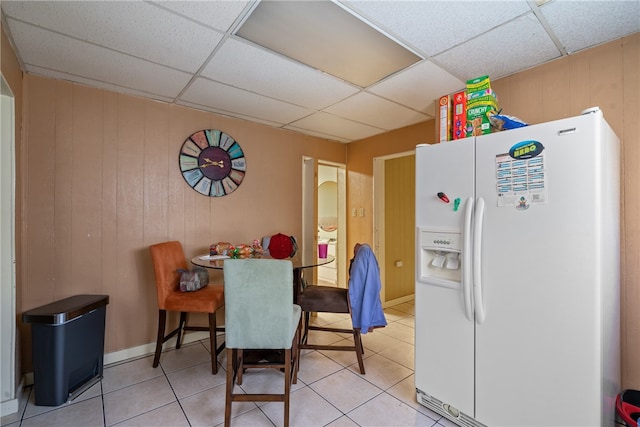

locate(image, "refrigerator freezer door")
[[415, 139, 475, 417], [472, 114, 611, 426]]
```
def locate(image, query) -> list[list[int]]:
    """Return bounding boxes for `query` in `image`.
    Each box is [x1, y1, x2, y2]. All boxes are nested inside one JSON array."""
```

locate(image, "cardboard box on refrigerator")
[[452, 91, 466, 140], [437, 95, 452, 142]]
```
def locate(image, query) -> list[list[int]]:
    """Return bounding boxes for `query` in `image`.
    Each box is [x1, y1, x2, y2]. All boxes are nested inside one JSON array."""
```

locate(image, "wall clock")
[[179, 129, 246, 197]]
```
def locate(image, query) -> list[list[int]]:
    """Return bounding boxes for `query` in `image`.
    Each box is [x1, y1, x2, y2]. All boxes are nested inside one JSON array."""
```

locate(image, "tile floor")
[[2, 300, 457, 427]]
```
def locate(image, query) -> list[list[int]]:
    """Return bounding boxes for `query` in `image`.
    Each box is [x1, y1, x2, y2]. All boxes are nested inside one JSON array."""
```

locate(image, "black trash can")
[[22, 294, 109, 406]]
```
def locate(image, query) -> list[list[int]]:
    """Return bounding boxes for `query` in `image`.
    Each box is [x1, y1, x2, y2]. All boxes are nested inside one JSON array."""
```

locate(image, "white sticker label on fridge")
[[495, 152, 547, 207]]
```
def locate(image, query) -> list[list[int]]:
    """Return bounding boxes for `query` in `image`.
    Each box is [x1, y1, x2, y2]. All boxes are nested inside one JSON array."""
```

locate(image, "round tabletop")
[[191, 252, 335, 270]]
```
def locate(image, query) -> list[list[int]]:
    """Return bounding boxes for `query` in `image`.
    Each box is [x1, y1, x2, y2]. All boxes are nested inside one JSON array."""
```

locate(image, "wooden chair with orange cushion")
[[149, 240, 225, 374]]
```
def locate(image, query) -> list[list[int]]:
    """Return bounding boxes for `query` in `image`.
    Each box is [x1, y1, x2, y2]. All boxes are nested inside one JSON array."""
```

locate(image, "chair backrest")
[[149, 241, 188, 309], [223, 259, 296, 349]]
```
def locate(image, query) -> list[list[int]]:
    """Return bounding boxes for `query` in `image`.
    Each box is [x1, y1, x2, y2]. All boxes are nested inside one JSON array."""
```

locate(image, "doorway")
[[373, 151, 415, 306], [1, 74, 17, 416], [302, 159, 346, 288]]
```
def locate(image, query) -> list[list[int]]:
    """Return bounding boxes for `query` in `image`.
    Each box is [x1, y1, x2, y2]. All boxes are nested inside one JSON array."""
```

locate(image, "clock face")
[[179, 130, 246, 197]]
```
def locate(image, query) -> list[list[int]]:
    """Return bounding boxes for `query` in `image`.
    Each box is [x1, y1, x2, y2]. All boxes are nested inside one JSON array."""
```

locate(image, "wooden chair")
[[297, 243, 386, 375], [149, 241, 225, 374], [223, 259, 301, 427]]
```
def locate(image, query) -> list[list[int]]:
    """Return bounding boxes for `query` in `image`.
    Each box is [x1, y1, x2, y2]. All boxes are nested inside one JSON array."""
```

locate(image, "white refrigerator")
[[414, 109, 620, 427]]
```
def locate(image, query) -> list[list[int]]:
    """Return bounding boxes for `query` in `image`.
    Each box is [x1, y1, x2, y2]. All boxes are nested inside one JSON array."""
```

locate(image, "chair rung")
[[232, 394, 286, 402], [308, 325, 353, 334], [300, 343, 356, 351]]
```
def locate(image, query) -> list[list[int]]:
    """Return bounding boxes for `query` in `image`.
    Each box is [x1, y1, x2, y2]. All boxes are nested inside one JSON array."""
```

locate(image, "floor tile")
[[351, 354, 412, 390], [180, 383, 256, 427], [377, 321, 415, 345], [297, 350, 345, 385], [213, 407, 274, 427], [360, 328, 404, 353], [112, 402, 189, 427], [261, 386, 343, 427], [103, 376, 176, 426], [165, 360, 226, 399], [378, 340, 415, 369], [21, 396, 104, 427], [102, 355, 162, 393], [347, 392, 438, 427], [310, 369, 382, 413], [158, 341, 212, 374], [22, 380, 102, 419], [387, 375, 442, 420]]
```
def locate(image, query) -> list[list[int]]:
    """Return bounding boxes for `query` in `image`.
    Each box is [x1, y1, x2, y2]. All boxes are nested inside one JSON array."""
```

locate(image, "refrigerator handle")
[[462, 196, 474, 321], [474, 197, 486, 324]]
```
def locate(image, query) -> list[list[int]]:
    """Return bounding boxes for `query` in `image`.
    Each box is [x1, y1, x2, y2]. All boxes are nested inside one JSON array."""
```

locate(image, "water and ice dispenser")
[[418, 228, 462, 288]]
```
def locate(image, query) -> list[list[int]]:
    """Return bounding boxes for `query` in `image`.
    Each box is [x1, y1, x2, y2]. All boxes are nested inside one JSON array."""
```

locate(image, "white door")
[[473, 115, 604, 426], [414, 139, 475, 416]]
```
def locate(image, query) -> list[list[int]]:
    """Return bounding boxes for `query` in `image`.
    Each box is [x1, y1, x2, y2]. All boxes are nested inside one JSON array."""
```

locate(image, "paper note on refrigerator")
[[495, 152, 547, 207]]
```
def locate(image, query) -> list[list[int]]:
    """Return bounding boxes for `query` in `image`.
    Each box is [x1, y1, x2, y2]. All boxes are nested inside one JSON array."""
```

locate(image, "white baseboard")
[[1, 375, 24, 417], [0, 397, 18, 417], [382, 293, 414, 308], [103, 331, 210, 366]]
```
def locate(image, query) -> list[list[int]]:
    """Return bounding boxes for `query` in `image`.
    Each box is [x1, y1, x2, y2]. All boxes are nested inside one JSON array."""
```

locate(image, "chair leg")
[[292, 319, 301, 384], [236, 350, 244, 385], [176, 312, 187, 349], [302, 312, 311, 345], [153, 310, 167, 368], [353, 329, 365, 375], [208, 313, 218, 374], [284, 348, 291, 427], [224, 348, 234, 427]]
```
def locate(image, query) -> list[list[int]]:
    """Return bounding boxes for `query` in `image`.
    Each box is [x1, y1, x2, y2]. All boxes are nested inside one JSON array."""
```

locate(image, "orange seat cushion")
[[164, 284, 225, 313]]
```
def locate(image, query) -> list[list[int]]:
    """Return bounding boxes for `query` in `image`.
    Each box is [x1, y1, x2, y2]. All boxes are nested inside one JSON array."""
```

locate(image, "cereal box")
[[465, 93, 498, 137], [466, 75, 491, 92], [437, 95, 452, 142], [452, 91, 466, 140]]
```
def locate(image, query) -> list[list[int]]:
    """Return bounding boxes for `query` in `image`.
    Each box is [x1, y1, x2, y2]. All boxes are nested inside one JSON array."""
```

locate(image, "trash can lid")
[[22, 295, 109, 325]]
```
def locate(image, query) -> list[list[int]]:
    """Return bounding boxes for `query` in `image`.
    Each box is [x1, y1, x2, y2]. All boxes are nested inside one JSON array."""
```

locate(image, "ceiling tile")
[[2, 1, 223, 73], [151, 0, 251, 32], [289, 112, 385, 141], [434, 13, 561, 81], [344, 0, 532, 57], [200, 37, 359, 109], [181, 78, 315, 125], [368, 61, 464, 113], [25, 65, 176, 103], [539, 0, 640, 53], [7, 19, 192, 98], [324, 92, 428, 130]]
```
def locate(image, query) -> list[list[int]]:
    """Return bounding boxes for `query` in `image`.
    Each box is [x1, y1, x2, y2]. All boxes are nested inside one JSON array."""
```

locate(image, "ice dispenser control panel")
[[418, 228, 462, 288]]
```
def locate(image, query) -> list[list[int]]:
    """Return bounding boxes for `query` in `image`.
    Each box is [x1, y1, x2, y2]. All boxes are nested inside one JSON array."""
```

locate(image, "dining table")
[[191, 251, 335, 303]]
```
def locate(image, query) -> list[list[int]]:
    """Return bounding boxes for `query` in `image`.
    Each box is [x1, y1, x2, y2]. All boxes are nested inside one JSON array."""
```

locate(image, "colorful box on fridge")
[[466, 75, 491, 92], [437, 95, 452, 142], [465, 93, 498, 137], [452, 91, 466, 140]]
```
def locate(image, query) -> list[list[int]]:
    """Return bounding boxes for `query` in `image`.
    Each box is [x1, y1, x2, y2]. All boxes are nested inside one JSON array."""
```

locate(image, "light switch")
[[351, 208, 357, 217], [359, 208, 365, 217]]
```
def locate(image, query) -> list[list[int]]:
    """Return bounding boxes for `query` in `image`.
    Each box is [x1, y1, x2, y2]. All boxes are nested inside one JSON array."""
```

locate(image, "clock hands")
[[199, 158, 224, 168]]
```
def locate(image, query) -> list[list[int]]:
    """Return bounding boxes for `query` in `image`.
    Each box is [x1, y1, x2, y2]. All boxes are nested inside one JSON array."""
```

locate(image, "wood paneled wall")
[[347, 34, 640, 389], [19, 76, 346, 370]]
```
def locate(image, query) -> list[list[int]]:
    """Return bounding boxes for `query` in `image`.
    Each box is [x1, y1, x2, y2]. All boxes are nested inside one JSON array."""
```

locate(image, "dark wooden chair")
[[297, 243, 370, 374]]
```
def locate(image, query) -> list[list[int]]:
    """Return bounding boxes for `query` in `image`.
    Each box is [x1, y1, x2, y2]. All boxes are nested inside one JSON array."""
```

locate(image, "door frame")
[[1, 74, 18, 416], [373, 150, 415, 307]]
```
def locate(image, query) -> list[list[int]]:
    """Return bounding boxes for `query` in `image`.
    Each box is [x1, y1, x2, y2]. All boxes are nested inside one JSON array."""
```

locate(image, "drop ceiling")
[[2, 0, 638, 143]]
